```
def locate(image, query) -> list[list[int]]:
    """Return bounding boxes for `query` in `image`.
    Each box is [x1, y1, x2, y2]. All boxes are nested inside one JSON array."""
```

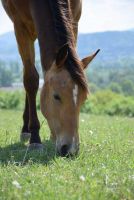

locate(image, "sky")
[[0, 0, 134, 35]]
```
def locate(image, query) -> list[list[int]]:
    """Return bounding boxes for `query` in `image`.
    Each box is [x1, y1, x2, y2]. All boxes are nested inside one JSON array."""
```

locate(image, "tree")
[[121, 80, 134, 96], [0, 66, 13, 87], [109, 82, 122, 94]]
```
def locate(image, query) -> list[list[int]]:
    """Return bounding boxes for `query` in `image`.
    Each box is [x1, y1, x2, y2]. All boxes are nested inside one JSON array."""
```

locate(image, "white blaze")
[[73, 84, 78, 106]]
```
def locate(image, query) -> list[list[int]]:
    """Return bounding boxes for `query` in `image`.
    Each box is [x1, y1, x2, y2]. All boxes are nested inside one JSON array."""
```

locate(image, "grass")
[[0, 109, 134, 200]]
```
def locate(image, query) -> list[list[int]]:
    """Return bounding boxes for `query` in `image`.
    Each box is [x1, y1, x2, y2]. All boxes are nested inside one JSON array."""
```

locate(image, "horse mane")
[[48, 0, 88, 92]]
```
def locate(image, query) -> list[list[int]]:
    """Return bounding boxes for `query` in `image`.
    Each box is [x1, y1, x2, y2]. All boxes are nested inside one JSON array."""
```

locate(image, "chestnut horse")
[[2, 0, 99, 156]]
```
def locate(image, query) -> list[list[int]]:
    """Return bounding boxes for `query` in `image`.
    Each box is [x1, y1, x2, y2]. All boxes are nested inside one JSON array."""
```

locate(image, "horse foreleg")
[[14, 23, 43, 150], [20, 95, 31, 142]]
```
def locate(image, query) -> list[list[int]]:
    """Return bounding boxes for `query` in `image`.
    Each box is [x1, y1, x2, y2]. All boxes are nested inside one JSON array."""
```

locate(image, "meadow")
[[0, 110, 134, 200]]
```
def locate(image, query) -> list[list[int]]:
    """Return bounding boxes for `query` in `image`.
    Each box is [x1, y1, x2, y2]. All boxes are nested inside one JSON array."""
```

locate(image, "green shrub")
[[0, 91, 23, 109], [0, 90, 134, 117], [121, 80, 134, 96], [109, 82, 122, 94], [81, 95, 97, 114], [105, 97, 134, 117], [82, 90, 134, 117]]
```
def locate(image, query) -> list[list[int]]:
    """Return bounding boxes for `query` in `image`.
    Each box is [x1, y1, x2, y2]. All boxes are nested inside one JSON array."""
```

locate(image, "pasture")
[[0, 110, 134, 200]]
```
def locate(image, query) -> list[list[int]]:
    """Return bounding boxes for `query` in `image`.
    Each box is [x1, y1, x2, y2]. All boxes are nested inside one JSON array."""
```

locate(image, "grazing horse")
[[2, 0, 99, 156]]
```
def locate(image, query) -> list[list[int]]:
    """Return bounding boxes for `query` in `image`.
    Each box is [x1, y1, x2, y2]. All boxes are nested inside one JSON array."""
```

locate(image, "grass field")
[[0, 110, 134, 200]]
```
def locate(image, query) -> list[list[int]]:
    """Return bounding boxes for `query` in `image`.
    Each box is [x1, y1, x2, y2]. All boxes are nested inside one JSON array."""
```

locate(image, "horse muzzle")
[[56, 137, 79, 157]]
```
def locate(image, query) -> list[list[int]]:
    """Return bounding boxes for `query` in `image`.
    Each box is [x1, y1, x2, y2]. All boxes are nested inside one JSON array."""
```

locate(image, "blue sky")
[[0, 0, 134, 35]]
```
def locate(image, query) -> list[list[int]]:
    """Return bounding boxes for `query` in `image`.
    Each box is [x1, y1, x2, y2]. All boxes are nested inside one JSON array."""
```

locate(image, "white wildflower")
[[89, 130, 93, 135], [79, 175, 85, 181], [12, 180, 22, 189], [105, 175, 109, 185], [102, 163, 106, 169], [129, 175, 134, 180], [24, 191, 31, 196]]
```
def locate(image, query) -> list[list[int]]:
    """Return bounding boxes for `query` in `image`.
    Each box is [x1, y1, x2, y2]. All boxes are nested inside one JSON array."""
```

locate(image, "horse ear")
[[56, 43, 68, 67], [82, 49, 100, 69]]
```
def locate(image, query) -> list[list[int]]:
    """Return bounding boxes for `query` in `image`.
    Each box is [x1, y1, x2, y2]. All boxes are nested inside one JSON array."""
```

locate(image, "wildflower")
[[79, 175, 85, 181], [24, 191, 31, 196], [89, 130, 93, 135], [12, 180, 22, 189], [105, 175, 109, 185]]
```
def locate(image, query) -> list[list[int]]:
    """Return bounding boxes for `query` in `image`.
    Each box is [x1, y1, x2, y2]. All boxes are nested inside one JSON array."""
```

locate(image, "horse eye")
[[53, 94, 61, 101]]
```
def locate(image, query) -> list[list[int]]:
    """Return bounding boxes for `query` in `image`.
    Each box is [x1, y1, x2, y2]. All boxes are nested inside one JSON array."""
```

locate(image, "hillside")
[[78, 31, 134, 63], [0, 30, 134, 66]]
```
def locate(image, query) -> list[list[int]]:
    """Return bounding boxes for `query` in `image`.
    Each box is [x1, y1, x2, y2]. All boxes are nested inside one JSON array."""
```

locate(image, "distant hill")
[[78, 31, 134, 62], [0, 30, 134, 66], [0, 32, 18, 61]]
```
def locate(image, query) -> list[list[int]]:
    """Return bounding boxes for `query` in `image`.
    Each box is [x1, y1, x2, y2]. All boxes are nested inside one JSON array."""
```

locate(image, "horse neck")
[[31, 0, 75, 71], [30, 0, 58, 71], [37, 28, 58, 71]]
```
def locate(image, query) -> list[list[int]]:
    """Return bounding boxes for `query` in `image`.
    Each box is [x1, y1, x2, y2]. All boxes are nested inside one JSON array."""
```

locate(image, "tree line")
[[0, 59, 134, 97]]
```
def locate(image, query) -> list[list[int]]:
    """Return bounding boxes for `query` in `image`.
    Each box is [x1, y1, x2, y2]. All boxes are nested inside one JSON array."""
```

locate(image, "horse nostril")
[[60, 145, 69, 157]]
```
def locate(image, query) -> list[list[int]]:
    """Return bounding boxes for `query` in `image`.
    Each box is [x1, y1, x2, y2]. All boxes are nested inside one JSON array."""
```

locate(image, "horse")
[[2, 0, 99, 156]]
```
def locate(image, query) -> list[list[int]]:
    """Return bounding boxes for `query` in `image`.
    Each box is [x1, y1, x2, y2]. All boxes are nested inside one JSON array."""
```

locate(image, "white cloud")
[[79, 0, 134, 33]]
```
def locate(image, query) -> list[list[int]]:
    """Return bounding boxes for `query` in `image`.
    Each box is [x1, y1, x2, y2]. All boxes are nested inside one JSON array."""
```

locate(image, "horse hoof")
[[20, 132, 31, 143], [28, 143, 44, 151]]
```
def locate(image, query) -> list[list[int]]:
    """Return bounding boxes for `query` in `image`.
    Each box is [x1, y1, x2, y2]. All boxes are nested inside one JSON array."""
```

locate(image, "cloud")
[[79, 0, 134, 32]]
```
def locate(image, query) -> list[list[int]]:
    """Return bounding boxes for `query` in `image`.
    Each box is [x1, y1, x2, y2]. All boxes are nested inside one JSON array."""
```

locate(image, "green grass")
[[0, 110, 134, 200]]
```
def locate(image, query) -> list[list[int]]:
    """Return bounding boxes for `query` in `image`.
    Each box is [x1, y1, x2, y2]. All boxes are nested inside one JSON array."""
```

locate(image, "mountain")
[[0, 32, 40, 62], [78, 31, 134, 63], [0, 32, 18, 61], [0, 30, 134, 65]]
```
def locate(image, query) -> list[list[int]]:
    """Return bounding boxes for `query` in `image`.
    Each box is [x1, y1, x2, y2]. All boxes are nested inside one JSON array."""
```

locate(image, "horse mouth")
[[57, 143, 79, 157]]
